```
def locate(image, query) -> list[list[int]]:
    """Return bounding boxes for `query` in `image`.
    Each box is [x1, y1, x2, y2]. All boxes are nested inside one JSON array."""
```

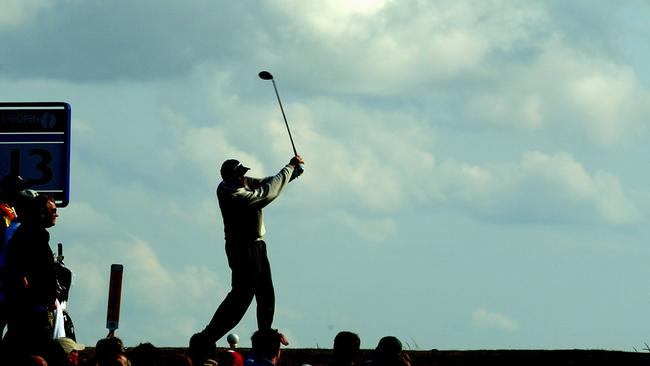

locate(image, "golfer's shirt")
[[217, 165, 294, 242]]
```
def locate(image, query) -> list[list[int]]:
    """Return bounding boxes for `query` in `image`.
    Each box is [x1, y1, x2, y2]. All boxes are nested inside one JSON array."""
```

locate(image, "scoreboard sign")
[[0, 102, 71, 207]]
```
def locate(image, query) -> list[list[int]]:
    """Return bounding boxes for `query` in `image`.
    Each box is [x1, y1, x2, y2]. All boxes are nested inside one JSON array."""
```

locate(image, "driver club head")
[[258, 71, 274, 80]]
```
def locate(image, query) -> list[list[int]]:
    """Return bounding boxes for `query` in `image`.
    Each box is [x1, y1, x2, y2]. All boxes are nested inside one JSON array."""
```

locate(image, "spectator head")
[[251, 329, 283, 364], [20, 194, 58, 228], [127, 342, 160, 366], [332, 331, 361, 365], [373, 336, 406, 366], [95, 337, 127, 366], [48, 337, 85, 366], [218, 350, 243, 366], [188, 332, 217, 366]]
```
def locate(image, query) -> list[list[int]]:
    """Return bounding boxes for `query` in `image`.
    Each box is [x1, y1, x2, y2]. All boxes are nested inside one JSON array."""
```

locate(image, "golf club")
[[258, 71, 299, 156]]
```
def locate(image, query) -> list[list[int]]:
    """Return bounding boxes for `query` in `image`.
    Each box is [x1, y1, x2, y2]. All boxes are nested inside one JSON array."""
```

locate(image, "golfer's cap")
[[220, 159, 250, 179]]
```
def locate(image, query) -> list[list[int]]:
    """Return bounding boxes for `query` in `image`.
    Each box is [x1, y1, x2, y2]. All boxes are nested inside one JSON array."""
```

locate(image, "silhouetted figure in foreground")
[[0, 174, 30, 343], [191, 156, 303, 352], [3, 194, 60, 361], [331, 331, 361, 366]]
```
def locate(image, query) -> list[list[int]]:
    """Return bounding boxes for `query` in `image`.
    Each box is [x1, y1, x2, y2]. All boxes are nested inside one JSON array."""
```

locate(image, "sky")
[[2, 0, 650, 351]]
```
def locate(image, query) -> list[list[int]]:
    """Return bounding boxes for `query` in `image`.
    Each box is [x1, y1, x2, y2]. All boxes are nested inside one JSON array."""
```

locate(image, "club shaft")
[[271, 79, 298, 156]]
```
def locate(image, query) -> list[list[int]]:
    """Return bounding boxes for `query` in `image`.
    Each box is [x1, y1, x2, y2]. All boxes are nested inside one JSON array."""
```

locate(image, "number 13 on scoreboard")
[[0, 102, 71, 207]]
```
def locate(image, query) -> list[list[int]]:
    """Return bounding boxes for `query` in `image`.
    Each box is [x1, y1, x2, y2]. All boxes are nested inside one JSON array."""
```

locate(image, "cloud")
[[566, 66, 650, 146], [541, 1, 635, 57], [65, 235, 225, 344], [273, 0, 391, 36], [0, 0, 54, 29], [0, 2, 264, 81], [266, 0, 549, 95], [472, 308, 519, 332], [256, 1, 650, 147], [120, 238, 224, 333], [54, 201, 115, 238], [329, 210, 397, 243], [278, 98, 437, 212], [457, 36, 650, 146], [436, 151, 641, 225], [266, 1, 650, 148], [67, 70, 640, 230], [4, 0, 647, 149]]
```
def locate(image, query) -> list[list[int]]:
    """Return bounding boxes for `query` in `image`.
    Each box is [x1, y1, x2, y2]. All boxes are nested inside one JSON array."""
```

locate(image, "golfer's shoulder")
[[217, 181, 241, 194], [218, 184, 247, 199]]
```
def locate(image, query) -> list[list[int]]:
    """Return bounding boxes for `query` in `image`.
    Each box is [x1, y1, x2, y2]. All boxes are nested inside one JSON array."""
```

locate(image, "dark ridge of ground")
[[77, 347, 650, 366]]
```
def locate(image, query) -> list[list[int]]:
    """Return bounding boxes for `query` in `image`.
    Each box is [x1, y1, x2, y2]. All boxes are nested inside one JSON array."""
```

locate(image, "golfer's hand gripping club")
[[290, 155, 304, 179]]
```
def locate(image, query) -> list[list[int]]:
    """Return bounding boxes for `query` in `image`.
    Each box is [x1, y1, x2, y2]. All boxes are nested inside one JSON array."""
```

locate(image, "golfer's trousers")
[[203, 239, 275, 342]]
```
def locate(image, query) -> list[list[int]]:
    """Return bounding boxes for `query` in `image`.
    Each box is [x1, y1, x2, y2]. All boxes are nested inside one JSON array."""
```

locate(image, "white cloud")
[[271, 0, 549, 94], [158, 72, 643, 227], [465, 93, 544, 131], [64, 247, 105, 315], [436, 151, 641, 225], [472, 308, 519, 332], [461, 32, 650, 145], [279, 98, 437, 212], [0, 0, 53, 28], [55, 201, 115, 236], [65, 235, 225, 344], [329, 210, 397, 243], [263, 1, 650, 149], [566, 67, 650, 146], [274, 0, 391, 35], [115, 239, 220, 343]]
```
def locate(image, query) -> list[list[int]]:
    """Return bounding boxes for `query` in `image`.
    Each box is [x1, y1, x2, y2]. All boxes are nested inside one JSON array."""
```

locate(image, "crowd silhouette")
[[81, 330, 409, 366]]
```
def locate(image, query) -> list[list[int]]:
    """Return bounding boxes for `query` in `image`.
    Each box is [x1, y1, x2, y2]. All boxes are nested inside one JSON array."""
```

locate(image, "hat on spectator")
[[56, 337, 86, 353]]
